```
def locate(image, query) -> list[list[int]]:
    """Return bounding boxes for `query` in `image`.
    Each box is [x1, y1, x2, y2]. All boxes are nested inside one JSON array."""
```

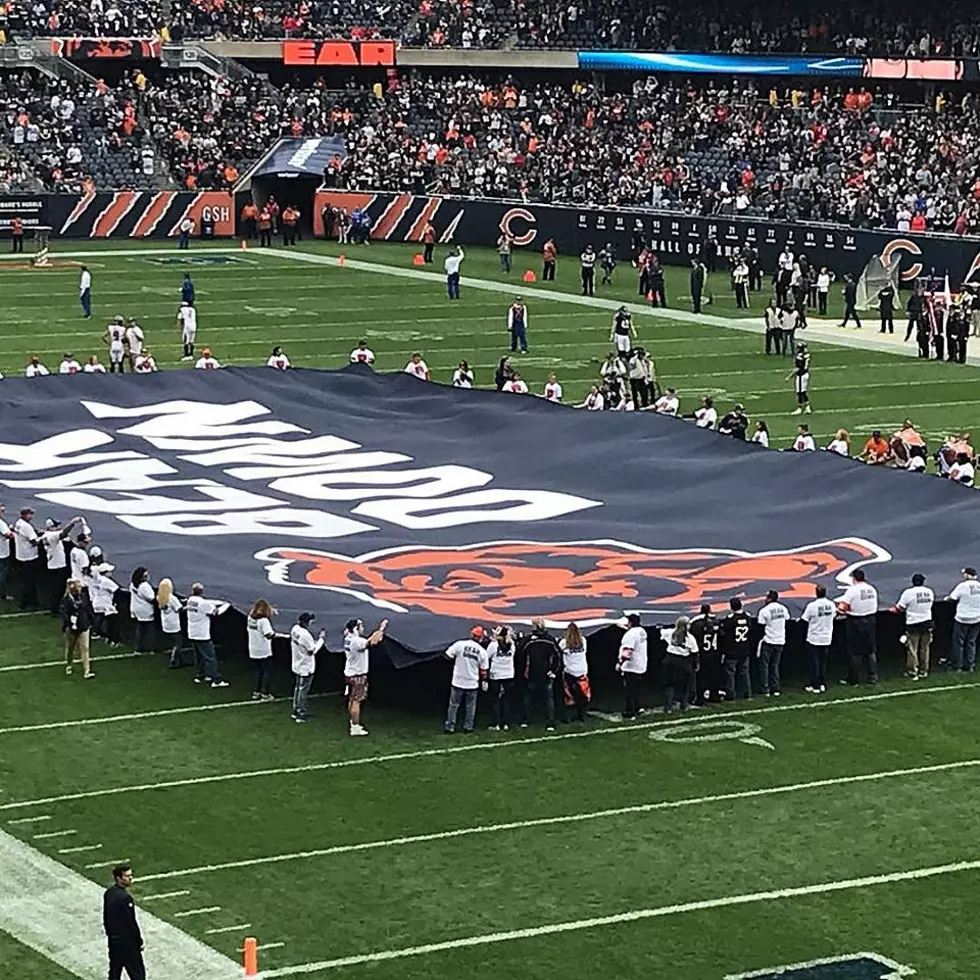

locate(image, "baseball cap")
[[44, 518, 60, 529], [345, 618, 361, 632], [20, 507, 35, 517], [298, 612, 316, 626], [89, 546, 103, 559], [625, 612, 641, 627], [470, 625, 485, 640]]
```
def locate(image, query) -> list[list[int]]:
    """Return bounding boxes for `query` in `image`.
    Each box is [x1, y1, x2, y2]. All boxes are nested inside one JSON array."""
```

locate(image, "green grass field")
[[2, 239, 980, 979]]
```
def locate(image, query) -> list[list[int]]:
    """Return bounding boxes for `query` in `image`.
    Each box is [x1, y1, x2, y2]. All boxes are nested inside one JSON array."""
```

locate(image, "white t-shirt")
[[758, 601, 790, 644], [291, 623, 323, 675], [585, 391, 605, 411], [544, 381, 563, 401], [660, 628, 699, 658], [126, 325, 144, 355], [794, 434, 816, 451], [89, 566, 119, 615], [404, 360, 429, 379], [59, 359, 81, 375], [160, 595, 183, 634], [130, 581, 156, 622], [827, 439, 849, 456], [343, 631, 370, 677], [502, 379, 528, 393], [247, 615, 275, 658], [195, 356, 221, 370], [620, 625, 648, 674], [40, 529, 67, 570], [84, 361, 106, 373], [0, 518, 10, 560], [134, 355, 157, 373], [655, 395, 679, 415], [487, 639, 515, 680], [445, 638, 489, 690], [896, 586, 934, 625], [695, 406, 717, 428], [840, 582, 878, 616], [949, 579, 980, 623], [453, 369, 474, 388], [801, 597, 836, 645], [13, 518, 38, 562], [350, 347, 375, 364], [950, 461, 975, 485], [267, 353, 291, 370], [186, 594, 221, 639], [751, 429, 770, 448], [178, 306, 197, 335], [25, 363, 49, 378], [69, 544, 88, 583], [559, 636, 588, 676]]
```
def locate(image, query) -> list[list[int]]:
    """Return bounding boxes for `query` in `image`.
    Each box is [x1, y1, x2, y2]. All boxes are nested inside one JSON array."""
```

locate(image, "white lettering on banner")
[[0, 398, 600, 540]]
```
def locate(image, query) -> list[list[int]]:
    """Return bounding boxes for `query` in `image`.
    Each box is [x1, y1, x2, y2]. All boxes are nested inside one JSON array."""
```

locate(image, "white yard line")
[[0, 653, 141, 673], [57, 844, 102, 854], [85, 858, 127, 870], [0, 611, 49, 619], [7, 815, 52, 825], [173, 906, 222, 918], [2, 681, 972, 814], [137, 756, 980, 882], [32, 829, 77, 840], [140, 889, 191, 901], [206, 923, 253, 935], [257, 858, 980, 976]]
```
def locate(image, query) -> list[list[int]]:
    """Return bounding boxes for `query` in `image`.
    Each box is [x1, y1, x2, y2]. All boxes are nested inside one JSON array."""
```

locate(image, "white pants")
[[614, 333, 631, 354], [795, 372, 809, 395], [109, 344, 124, 364], [182, 326, 197, 345]]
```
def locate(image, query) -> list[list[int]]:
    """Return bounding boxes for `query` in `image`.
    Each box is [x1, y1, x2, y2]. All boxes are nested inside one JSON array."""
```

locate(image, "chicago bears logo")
[[255, 537, 889, 625], [499, 207, 537, 247], [880, 239, 923, 282], [724, 952, 914, 979]]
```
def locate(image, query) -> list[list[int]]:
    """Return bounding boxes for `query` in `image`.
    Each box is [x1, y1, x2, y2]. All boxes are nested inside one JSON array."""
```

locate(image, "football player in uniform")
[[599, 243, 616, 285], [177, 301, 197, 361], [610, 305, 636, 356], [102, 315, 127, 374], [788, 342, 811, 414], [125, 317, 145, 374]]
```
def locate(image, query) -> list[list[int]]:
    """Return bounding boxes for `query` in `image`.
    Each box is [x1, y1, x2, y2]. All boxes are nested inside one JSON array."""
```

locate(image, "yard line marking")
[[57, 843, 102, 854], [138, 756, 980, 881], [173, 906, 222, 918], [0, 611, 48, 619], [255, 943, 286, 952], [140, 889, 191, 901], [32, 829, 76, 840], [0, 652, 141, 673], [2, 682, 976, 813], [206, 923, 253, 935], [6, 815, 52, 825], [257, 857, 980, 975], [85, 858, 127, 869]]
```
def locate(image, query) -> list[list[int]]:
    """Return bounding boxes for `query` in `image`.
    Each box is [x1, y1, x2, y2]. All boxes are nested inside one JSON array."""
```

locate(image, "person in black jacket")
[[61, 578, 94, 679], [721, 597, 753, 701], [690, 258, 706, 314], [517, 619, 561, 730], [839, 274, 861, 328], [906, 285, 925, 343], [877, 283, 895, 334], [103, 863, 145, 980]]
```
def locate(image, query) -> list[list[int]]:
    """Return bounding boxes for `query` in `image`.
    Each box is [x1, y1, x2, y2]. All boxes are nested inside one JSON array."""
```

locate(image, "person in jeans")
[[185, 582, 229, 688], [660, 616, 699, 714], [518, 619, 561, 729], [756, 590, 789, 696], [945, 567, 980, 672], [444, 626, 489, 734], [893, 573, 934, 679], [247, 598, 280, 700], [559, 622, 590, 722], [61, 578, 94, 679], [157, 578, 186, 668], [129, 566, 156, 654], [721, 597, 753, 700], [0, 502, 12, 600], [617, 613, 648, 718], [290, 612, 323, 722], [802, 585, 836, 693], [487, 625, 516, 731]]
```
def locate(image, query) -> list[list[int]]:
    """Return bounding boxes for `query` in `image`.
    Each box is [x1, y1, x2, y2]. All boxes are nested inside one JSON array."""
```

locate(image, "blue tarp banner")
[[577, 51, 865, 75], [254, 137, 347, 178], [0, 366, 976, 654]]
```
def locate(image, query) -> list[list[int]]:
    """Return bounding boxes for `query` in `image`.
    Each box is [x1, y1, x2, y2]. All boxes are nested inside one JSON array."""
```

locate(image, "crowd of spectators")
[[0, 0, 159, 37]]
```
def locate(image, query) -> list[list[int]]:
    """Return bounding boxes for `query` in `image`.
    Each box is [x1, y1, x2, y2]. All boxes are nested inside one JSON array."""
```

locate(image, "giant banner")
[[1, 366, 978, 657], [0, 191, 233, 238], [315, 190, 980, 284]]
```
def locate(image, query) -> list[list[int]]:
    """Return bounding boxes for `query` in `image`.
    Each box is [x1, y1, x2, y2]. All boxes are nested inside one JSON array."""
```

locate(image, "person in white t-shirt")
[[792, 424, 816, 451], [404, 352, 430, 380], [59, 353, 81, 375], [177, 302, 197, 361], [128, 566, 156, 654], [134, 351, 158, 373], [453, 361, 474, 388], [694, 396, 717, 429], [86, 547, 120, 646], [617, 612, 648, 719], [125, 319, 144, 372], [342, 616, 387, 736], [39, 515, 82, 614], [0, 502, 13, 601], [826, 429, 850, 456], [660, 616, 699, 713], [195, 347, 221, 370], [948, 452, 975, 487], [444, 625, 490, 734], [653, 388, 679, 416], [290, 612, 324, 723], [13, 507, 41, 608], [751, 420, 770, 448], [84, 355, 106, 374], [486, 625, 516, 730], [757, 589, 790, 696], [350, 341, 375, 365], [185, 582, 229, 686], [267, 346, 291, 370], [801, 584, 836, 692], [559, 622, 590, 721], [103, 316, 126, 373], [543, 373, 563, 401], [247, 598, 283, 699], [892, 573, 934, 679], [157, 577, 186, 668], [837, 569, 878, 684], [579, 385, 605, 411], [24, 355, 49, 378], [502, 372, 528, 393], [945, 567, 980, 671]]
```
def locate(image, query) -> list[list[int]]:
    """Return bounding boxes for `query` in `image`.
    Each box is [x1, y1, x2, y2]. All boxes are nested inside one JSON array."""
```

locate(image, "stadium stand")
[[1, 0, 159, 37]]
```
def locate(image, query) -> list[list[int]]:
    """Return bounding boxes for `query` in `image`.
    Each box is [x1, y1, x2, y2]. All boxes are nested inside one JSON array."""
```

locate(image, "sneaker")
[[791, 407, 802, 415], [519, 722, 529, 728], [193, 677, 204, 684], [772, 690, 781, 697], [804, 404, 812, 413], [804, 686, 818, 693], [251, 692, 262, 701], [546, 725, 556, 732], [636, 707, 648, 716], [502, 724, 510, 731], [84, 671, 95, 679], [211, 680, 230, 688], [350, 724, 369, 736], [294, 716, 307, 724], [65, 664, 73, 675], [180, 355, 193, 361], [818, 685, 826, 693], [487, 725, 500, 732], [919, 673, 928, 679], [261, 693, 275, 701]]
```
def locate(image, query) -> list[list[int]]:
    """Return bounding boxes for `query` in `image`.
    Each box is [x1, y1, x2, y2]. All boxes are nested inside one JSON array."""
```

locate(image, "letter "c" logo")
[[500, 208, 537, 247], [880, 239, 923, 282]]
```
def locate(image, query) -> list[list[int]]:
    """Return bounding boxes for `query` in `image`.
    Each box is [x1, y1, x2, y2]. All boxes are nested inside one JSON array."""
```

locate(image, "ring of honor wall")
[[0, 192, 234, 238], [314, 190, 980, 285]]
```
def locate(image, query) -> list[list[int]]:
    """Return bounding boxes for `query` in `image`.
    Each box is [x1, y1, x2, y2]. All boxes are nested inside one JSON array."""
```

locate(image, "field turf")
[[1, 239, 979, 979]]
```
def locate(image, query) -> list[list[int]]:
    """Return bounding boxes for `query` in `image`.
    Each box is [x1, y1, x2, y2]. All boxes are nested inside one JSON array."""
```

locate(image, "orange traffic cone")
[[412, 253, 425, 266], [338, 254, 347, 267], [523, 269, 537, 283], [243, 937, 258, 977], [240, 239, 248, 250]]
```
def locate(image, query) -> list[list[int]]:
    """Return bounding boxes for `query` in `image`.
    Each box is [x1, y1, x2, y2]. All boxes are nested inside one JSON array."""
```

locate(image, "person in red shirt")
[[910, 212, 927, 232], [860, 430, 892, 465], [422, 221, 435, 264], [542, 238, 557, 281]]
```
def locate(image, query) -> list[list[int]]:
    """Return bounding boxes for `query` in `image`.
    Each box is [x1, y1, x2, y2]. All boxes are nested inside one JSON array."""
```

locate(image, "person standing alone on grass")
[[80, 264, 92, 319], [445, 246, 465, 300], [839, 274, 862, 328], [617, 612, 648, 719], [837, 569, 878, 685], [945, 568, 980, 672], [422, 221, 435, 263], [10, 214, 23, 253], [893, 573, 934, 679], [497, 231, 513, 272], [444, 625, 490, 734], [247, 598, 280, 700], [186, 582, 228, 687], [542, 238, 557, 281], [756, 590, 789, 696], [802, 585, 835, 693], [61, 578, 94, 678], [878, 282, 896, 334], [508, 296, 529, 353], [690, 258, 706, 314], [580, 244, 597, 296], [290, 612, 323, 723], [103, 864, 144, 980], [559, 622, 590, 722], [343, 617, 386, 736]]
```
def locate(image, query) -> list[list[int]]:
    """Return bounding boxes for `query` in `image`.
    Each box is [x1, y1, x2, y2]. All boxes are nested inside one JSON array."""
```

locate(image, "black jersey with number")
[[794, 351, 810, 375], [613, 311, 632, 335], [689, 614, 720, 655], [722, 611, 753, 660]]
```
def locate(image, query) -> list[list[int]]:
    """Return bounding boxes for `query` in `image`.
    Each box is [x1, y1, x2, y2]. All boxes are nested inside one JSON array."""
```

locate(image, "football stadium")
[[3, 14, 980, 980]]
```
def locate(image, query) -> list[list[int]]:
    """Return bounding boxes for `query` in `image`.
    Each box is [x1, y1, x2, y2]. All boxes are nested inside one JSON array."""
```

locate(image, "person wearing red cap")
[[444, 626, 489, 734]]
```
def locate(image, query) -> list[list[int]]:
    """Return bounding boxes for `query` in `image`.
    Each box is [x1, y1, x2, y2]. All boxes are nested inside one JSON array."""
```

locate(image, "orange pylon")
[[243, 937, 258, 976]]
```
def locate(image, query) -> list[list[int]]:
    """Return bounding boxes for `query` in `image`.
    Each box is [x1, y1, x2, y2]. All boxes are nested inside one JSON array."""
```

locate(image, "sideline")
[[0, 827, 239, 980], [137, 756, 980, 882], [257, 857, 980, 975], [2, 681, 975, 811]]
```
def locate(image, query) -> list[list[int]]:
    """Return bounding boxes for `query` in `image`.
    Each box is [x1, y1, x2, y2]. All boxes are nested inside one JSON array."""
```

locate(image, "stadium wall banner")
[[281, 39, 396, 66], [0, 365, 977, 658], [48, 37, 162, 59], [0, 191, 234, 238], [314, 191, 980, 283]]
